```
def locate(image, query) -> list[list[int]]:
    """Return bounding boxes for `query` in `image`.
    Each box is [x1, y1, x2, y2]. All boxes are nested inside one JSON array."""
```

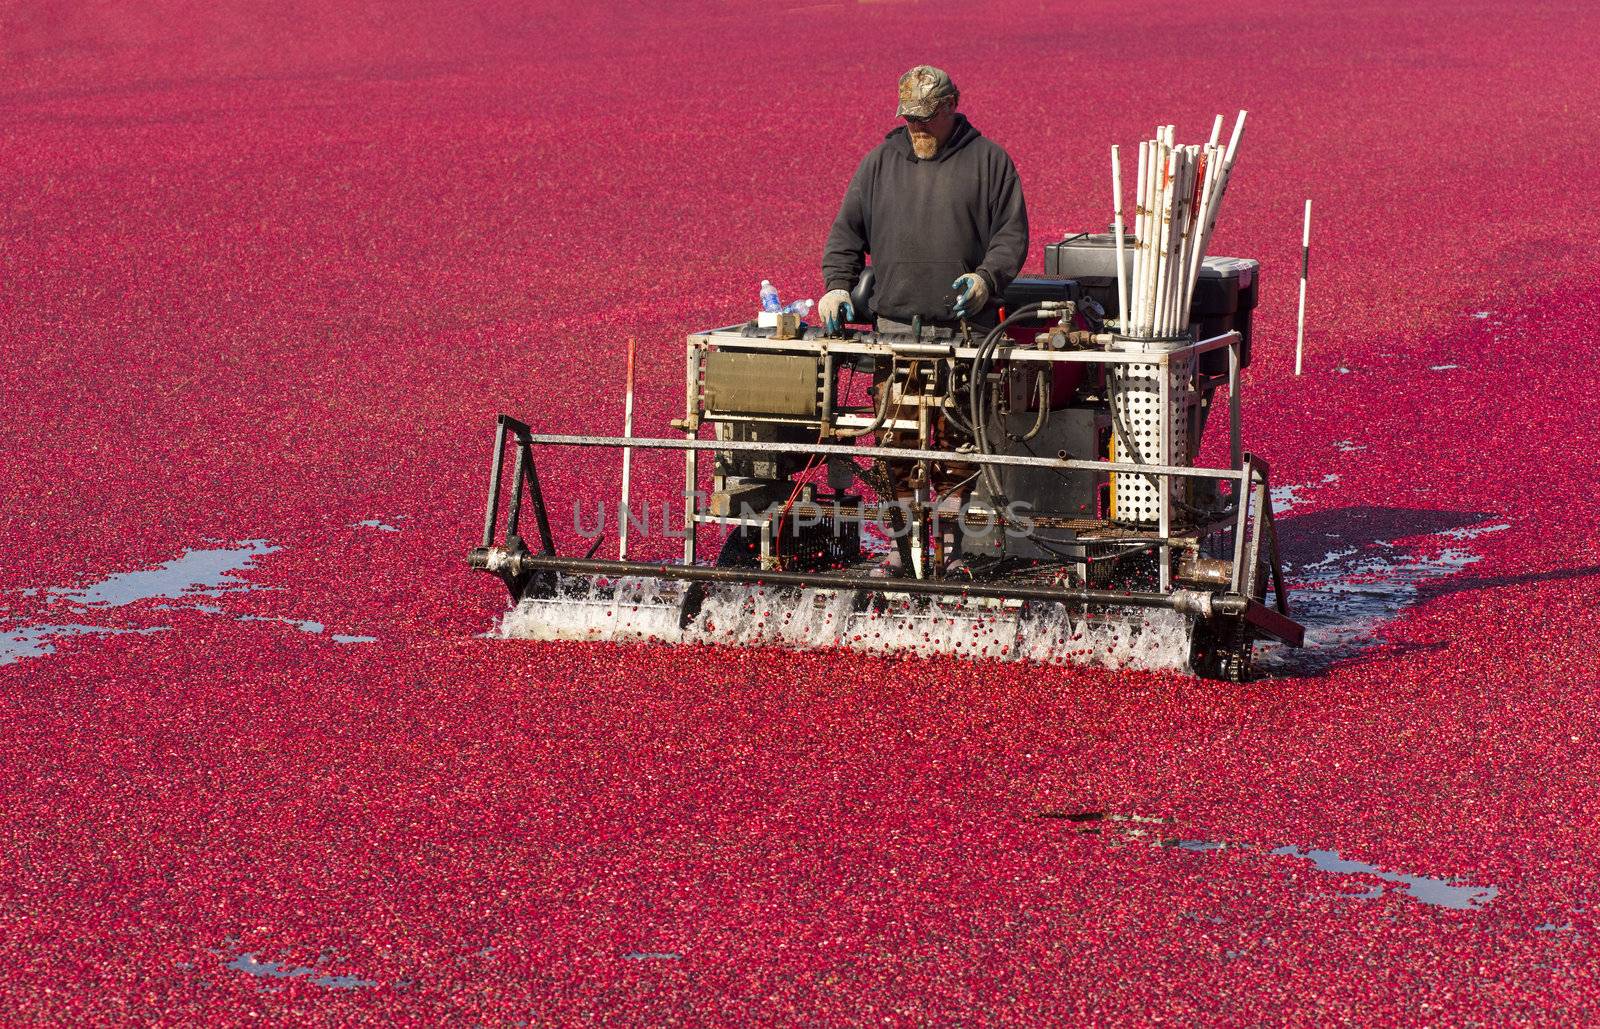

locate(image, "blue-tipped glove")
[[951, 272, 990, 318], [820, 289, 855, 335]]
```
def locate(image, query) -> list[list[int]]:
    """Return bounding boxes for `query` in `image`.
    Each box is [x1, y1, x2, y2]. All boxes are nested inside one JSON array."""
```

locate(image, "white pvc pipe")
[[1185, 146, 1223, 308], [1111, 145, 1129, 329], [1177, 148, 1197, 329], [1180, 152, 1203, 312], [1110, 113, 1248, 342], [1296, 198, 1311, 375], [1177, 147, 1208, 313], [1140, 138, 1160, 334], [1132, 140, 1149, 333], [1152, 146, 1179, 336], [1224, 109, 1246, 165], [1167, 147, 1196, 333], [1134, 141, 1149, 244], [1131, 140, 1147, 335], [1189, 148, 1218, 306], [1135, 139, 1155, 336], [1145, 141, 1171, 335], [1157, 142, 1169, 326], [1161, 142, 1180, 334], [1157, 149, 1178, 337], [619, 336, 638, 560], [1189, 111, 1248, 297]]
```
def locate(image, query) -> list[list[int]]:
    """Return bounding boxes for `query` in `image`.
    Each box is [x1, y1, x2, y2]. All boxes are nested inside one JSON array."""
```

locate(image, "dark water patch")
[[1259, 507, 1509, 675], [1270, 846, 1498, 911], [1, 623, 169, 666], [52, 540, 278, 607], [173, 602, 374, 641], [1047, 812, 1499, 913], [187, 605, 326, 635], [20, 542, 376, 651], [225, 952, 376, 990]]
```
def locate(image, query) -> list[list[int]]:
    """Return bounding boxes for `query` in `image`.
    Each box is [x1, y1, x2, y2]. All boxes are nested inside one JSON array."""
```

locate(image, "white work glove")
[[951, 273, 990, 318], [820, 289, 855, 334]]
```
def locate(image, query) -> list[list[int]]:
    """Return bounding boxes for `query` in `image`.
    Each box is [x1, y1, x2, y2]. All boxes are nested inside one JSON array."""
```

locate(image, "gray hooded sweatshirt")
[[822, 115, 1028, 322]]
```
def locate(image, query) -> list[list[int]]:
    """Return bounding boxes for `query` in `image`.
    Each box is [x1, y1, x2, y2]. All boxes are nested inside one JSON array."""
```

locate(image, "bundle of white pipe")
[[1115, 111, 1246, 339]]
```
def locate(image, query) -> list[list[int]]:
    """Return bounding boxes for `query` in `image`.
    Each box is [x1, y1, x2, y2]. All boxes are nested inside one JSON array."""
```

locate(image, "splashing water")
[[498, 575, 1194, 672]]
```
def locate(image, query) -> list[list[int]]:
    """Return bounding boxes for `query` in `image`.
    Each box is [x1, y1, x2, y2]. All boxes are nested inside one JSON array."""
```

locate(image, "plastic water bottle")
[[759, 279, 781, 312], [783, 298, 815, 319]]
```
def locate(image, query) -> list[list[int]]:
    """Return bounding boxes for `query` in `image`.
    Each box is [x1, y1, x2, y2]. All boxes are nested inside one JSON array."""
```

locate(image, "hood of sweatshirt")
[[883, 114, 982, 163]]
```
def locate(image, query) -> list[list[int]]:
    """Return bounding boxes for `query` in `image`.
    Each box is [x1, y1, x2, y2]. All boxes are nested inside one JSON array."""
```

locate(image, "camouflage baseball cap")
[[896, 65, 958, 119]]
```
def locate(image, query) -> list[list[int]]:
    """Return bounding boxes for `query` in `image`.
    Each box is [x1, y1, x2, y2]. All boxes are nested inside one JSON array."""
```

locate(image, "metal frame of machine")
[[468, 299, 1305, 680]]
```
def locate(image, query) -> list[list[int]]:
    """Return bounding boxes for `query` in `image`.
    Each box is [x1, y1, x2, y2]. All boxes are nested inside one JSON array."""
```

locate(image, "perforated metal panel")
[[1110, 352, 1195, 525]]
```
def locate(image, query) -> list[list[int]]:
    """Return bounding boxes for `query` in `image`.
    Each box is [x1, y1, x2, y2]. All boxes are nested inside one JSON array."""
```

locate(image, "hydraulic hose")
[[832, 364, 897, 439], [966, 304, 1048, 509], [1006, 367, 1051, 444]]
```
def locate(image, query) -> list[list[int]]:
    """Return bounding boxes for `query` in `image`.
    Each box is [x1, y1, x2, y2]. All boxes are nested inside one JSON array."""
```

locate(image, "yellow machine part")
[[1108, 433, 1118, 520]]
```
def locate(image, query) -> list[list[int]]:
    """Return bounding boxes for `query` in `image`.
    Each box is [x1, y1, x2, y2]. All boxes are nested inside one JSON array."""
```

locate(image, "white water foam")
[[498, 574, 1194, 672]]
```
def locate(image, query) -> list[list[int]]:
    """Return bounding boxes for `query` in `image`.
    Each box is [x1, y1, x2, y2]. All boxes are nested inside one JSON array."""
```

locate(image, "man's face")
[[904, 100, 957, 159]]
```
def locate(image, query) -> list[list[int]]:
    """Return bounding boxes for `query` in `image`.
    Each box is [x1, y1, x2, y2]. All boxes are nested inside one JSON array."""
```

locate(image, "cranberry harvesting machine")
[[468, 234, 1303, 680]]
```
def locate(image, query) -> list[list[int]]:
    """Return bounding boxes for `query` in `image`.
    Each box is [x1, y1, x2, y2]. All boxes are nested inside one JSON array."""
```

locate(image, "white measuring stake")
[[619, 336, 638, 559], [1296, 199, 1312, 376]]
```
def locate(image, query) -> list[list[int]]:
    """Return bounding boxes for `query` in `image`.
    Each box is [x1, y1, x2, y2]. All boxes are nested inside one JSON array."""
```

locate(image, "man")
[[820, 66, 1029, 334]]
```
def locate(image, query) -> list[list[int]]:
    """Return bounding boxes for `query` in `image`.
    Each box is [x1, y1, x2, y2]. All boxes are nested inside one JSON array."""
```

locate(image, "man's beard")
[[909, 131, 939, 159]]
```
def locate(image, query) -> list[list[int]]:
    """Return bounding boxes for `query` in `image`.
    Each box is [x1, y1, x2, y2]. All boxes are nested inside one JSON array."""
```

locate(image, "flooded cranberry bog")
[[3, 1, 1598, 1022]]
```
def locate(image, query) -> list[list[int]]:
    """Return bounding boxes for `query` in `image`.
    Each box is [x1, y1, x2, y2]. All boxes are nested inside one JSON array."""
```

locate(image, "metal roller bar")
[[478, 552, 1238, 615], [689, 330, 1241, 365], [521, 432, 1245, 480]]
